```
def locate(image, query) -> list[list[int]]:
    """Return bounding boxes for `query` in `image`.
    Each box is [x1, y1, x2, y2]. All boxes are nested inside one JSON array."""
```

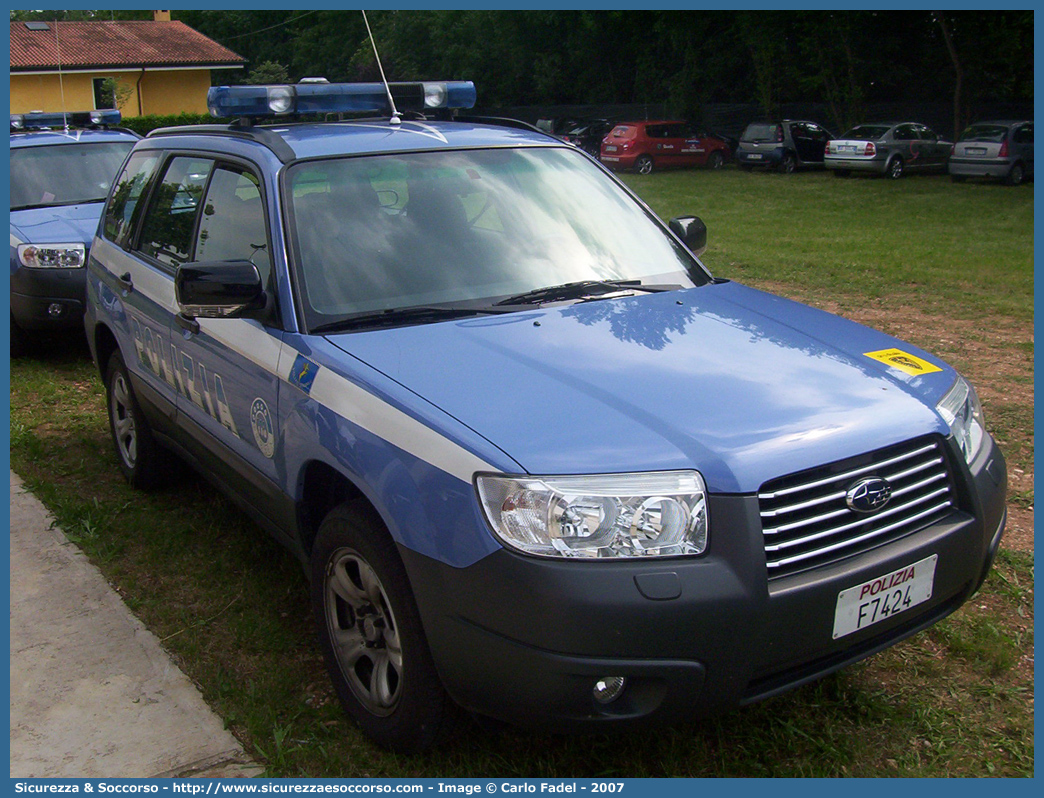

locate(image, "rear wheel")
[[635, 155, 654, 175], [707, 151, 724, 170], [1005, 162, 1024, 186], [312, 501, 455, 753], [779, 152, 797, 174], [887, 156, 905, 180], [105, 350, 165, 489]]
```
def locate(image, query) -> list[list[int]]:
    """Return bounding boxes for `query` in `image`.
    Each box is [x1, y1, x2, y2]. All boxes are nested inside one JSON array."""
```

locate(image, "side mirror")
[[175, 260, 265, 319], [669, 216, 707, 257]]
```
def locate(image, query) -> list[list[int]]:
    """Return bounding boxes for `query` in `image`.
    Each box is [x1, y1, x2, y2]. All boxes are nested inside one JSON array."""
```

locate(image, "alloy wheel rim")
[[325, 549, 403, 716], [111, 373, 137, 468]]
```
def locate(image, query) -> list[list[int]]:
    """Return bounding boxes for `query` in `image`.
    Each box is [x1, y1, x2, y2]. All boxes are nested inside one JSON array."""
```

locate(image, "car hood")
[[9, 203, 104, 248], [328, 282, 956, 493]]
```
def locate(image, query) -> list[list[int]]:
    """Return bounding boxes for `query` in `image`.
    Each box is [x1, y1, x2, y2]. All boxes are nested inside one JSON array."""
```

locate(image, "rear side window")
[[194, 167, 271, 285], [137, 157, 214, 270], [742, 123, 781, 142], [1013, 124, 1033, 144], [609, 125, 636, 140], [893, 124, 918, 141], [103, 151, 160, 247]]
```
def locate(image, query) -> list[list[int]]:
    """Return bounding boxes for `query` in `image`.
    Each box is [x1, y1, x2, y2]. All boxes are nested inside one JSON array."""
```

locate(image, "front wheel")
[[887, 156, 905, 180], [105, 350, 165, 489], [635, 155, 654, 175], [312, 501, 455, 753]]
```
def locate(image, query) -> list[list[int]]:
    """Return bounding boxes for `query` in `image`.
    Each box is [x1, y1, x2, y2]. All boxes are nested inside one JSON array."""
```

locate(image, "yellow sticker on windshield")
[[864, 348, 943, 376]]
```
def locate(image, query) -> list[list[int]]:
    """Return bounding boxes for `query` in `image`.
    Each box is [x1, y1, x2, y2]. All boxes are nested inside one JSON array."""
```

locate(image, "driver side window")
[[194, 167, 272, 287]]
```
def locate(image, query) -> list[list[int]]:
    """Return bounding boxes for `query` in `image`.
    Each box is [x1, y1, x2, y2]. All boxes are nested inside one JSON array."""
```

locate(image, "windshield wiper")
[[11, 198, 104, 212], [311, 304, 511, 334], [495, 279, 669, 307]]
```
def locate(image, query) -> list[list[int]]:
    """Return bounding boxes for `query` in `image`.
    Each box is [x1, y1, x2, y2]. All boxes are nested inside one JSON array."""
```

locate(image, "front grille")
[[759, 437, 956, 579]]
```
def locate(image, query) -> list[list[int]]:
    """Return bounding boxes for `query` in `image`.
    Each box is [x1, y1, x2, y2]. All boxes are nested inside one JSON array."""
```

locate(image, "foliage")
[[246, 61, 290, 86], [118, 113, 214, 136], [98, 76, 133, 113]]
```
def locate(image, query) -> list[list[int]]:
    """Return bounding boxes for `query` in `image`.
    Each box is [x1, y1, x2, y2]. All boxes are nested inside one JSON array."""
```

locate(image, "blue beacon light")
[[206, 81, 477, 119]]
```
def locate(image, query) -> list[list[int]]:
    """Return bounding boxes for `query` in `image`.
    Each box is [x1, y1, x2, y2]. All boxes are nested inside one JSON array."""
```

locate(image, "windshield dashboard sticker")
[[289, 354, 320, 394], [863, 348, 943, 376]]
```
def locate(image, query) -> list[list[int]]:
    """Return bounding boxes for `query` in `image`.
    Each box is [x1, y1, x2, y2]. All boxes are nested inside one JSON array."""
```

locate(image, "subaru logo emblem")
[[846, 477, 892, 513]]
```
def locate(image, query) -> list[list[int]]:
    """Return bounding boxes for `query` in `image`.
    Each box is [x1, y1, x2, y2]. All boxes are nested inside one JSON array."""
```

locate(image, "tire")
[[779, 152, 797, 174], [886, 156, 905, 180], [10, 316, 29, 358], [311, 501, 455, 753], [1005, 162, 1024, 186], [707, 151, 724, 170], [951, 174, 967, 183], [105, 350, 165, 489], [635, 155, 654, 175]]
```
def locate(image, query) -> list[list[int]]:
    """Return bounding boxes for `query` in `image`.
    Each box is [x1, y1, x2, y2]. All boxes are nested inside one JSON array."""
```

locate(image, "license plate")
[[605, 145, 617, 152], [966, 147, 987, 155], [747, 153, 762, 160], [832, 555, 937, 639]]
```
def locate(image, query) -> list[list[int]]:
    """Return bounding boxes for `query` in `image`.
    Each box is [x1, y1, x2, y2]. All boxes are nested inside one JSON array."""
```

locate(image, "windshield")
[[742, 123, 781, 142], [959, 124, 1008, 143], [841, 125, 890, 140], [10, 141, 134, 210], [286, 146, 707, 329]]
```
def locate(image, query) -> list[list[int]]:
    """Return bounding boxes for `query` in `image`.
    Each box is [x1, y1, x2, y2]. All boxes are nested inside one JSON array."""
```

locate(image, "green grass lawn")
[[621, 168, 1034, 321], [9, 166, 1034, 777]]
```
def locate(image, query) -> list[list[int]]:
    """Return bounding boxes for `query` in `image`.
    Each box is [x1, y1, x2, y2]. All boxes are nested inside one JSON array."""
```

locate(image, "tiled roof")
[[10, 20, 245, 70]]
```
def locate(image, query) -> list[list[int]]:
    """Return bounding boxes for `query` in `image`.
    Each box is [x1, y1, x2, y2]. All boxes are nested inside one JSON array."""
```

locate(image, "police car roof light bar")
[[206, 81, 476, 120], [10, 109, 121, 131]]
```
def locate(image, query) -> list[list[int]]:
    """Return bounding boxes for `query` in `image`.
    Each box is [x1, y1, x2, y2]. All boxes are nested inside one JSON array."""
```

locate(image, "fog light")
[[47, 303, 64, 318], [592, 676, 627, 705]]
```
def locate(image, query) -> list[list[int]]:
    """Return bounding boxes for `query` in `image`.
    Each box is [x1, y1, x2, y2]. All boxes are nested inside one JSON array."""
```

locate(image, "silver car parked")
[[825, 122, 952, 179], [949, 120, 1033, 186]]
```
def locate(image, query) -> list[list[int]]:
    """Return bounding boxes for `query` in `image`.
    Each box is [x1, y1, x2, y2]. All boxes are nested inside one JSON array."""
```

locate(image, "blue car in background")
[[9, 111, 138, 355], [85, 81, 1007, 753]]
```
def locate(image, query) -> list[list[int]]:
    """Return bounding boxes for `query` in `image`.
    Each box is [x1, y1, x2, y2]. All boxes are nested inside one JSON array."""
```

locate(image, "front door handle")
[[116, 272, 133, 293]]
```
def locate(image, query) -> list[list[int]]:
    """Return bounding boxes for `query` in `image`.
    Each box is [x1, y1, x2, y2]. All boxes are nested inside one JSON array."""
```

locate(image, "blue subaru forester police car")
[[10, 110, 138, 355], [84, 82, 1007, 752]]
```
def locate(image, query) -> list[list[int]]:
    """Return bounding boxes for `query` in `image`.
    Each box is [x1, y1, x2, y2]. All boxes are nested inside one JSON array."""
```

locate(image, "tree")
[[245, 61, 290, 85]]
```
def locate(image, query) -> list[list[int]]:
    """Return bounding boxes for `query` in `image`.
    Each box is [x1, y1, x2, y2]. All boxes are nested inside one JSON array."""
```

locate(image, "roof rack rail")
[[146, 123, 297, 163], [452, 115, 548, 136]]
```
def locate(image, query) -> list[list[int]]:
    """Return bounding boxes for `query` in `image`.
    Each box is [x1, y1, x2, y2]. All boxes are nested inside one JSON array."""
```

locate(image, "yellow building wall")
[[10, 68, 215, 117], [139, 70, 212, 116]]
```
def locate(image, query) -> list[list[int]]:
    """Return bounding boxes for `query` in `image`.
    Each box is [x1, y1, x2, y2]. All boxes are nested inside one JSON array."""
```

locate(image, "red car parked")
[[600, 120, 731, 174]]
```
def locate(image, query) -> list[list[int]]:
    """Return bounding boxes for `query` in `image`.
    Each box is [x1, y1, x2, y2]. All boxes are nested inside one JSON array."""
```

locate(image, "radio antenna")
[[362, 10, 400, 126]]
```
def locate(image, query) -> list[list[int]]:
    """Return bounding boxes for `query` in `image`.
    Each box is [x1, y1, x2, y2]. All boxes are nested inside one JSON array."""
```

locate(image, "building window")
[[93, 77, 116, 110]]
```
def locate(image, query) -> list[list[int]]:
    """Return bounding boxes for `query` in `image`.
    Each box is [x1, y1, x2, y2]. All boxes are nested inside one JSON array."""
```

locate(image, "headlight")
[[936, 375, 986, 464], [476, 471, 709, 559], [17, 243, 85, 269]]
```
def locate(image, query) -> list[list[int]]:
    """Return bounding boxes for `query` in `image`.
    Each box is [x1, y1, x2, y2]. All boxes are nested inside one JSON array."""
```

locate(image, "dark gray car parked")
[[825, 122, 952, 179], [949, 120, 1033, 186], [735, 120, 833, 173]]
